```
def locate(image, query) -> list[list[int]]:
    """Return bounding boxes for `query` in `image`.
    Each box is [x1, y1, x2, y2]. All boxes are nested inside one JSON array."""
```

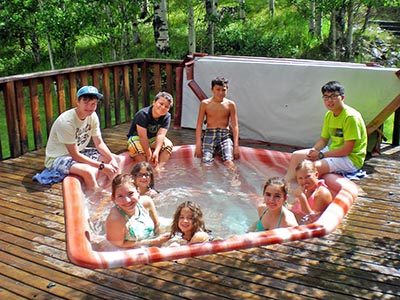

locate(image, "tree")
[[188, 0, 196, 54], [205, 0, 216, 54], [153, 0, 171, 55]]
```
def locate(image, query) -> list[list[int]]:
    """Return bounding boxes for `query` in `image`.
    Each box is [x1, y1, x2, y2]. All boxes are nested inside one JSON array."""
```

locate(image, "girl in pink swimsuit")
[[291, 160, 333, 224]]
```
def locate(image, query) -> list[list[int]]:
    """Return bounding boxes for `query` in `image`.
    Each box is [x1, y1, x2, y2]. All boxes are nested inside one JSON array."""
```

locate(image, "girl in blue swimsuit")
[[105, 174, 170, 248], [256, 177, 298, 231]]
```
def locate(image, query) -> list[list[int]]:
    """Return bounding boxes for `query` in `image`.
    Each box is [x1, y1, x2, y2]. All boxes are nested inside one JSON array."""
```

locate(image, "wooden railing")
[[0, 58, 183, 160]]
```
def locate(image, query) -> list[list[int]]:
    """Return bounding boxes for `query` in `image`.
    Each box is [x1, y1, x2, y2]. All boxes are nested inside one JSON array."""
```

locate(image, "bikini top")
[[291, 179, 328, 214], [256, 207, 284, 231], [115, 202, 154, 241]]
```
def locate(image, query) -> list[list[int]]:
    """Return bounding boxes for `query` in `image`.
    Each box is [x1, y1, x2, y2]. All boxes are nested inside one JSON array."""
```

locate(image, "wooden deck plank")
[[0, 261, 87, 300], [0, 124, 399, 299], [0, 227, 242, 300], [0, 273, 60, 300]]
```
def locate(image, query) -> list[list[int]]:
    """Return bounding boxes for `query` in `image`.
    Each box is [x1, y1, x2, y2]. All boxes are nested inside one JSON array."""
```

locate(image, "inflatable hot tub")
[[63, 145, 358, 269]]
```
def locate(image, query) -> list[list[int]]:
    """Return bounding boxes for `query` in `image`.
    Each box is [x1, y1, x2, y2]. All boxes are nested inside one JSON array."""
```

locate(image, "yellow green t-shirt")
[[321, 104, 367, 169]]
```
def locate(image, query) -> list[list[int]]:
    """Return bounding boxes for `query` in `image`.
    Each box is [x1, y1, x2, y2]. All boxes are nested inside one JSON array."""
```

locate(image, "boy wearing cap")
[[44, 85, 119, 190], [127, 91, 174, 170], [285, 81, 367, 181]]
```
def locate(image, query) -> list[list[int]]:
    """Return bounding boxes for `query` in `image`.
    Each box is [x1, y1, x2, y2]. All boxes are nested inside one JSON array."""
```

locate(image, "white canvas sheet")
[[181, 55, 400, 147]]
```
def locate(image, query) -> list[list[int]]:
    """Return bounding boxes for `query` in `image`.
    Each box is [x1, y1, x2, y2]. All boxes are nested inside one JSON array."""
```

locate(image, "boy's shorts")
[[51, 147, 101, 175], [127, 135, 173, 158], [201, 128, 233, 163], [320, 147, 358, 173]]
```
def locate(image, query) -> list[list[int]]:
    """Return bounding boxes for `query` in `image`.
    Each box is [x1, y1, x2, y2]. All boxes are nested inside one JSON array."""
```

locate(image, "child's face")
[[152, 97, 171, 118], [113, 182, 140, 213], [76, 98, 99, 118], [134, 167, 151, 190], [322, 92, 344, 113], [178, 207, 194, 235], [263, 184, 286, 210], [296, 169, 318, 191], [211, 84, 227, 101]]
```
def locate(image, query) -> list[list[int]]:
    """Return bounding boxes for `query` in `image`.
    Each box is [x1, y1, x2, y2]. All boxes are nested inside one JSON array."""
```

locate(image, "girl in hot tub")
[[256, 177, 298, 230], [105, 174, 170, 248], [166, 201, 212, 246], [131, 161, 158, 198], [290, 159, 332, 224]]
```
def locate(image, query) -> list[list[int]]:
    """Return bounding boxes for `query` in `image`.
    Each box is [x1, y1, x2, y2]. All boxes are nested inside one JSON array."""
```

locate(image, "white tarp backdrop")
[[181, 56, 400, 147]]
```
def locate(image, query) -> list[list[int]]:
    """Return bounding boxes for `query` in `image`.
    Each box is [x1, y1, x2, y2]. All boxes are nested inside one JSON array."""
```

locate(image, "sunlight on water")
[[86, 157, 281, 246]]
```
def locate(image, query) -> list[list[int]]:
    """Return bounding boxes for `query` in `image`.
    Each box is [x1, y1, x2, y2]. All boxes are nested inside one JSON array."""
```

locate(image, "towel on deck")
[[32, 168, 67, 185], [335, 169, 368, 181]]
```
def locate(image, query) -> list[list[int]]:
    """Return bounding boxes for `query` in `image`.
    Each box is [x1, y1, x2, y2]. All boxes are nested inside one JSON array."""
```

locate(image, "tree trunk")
[[239, 0, 245, 20], [45, 34, 55, 70], [140, 0, 149, 19], [308, 0, 316, 36], [316, 9, 322, 39], [38, 0, 53, 69], [345, 0, 354, 61], [131, 14, 141, 45], [153, 0, 170, 55], [269, 0, 275, 16], [188, 0, 196, 54], [361, 4, 372, 33], [329, 9, 337, 59], [205, 0, 216, 55]]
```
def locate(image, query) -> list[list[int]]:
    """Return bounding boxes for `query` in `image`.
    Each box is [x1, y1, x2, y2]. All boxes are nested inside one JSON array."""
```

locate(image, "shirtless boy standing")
[[194, 77, 240, 168]]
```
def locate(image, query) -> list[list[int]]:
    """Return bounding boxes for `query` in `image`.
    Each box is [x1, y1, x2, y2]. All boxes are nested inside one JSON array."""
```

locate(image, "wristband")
[[318, 152, 324, 159], [98, 162, 105, 170]]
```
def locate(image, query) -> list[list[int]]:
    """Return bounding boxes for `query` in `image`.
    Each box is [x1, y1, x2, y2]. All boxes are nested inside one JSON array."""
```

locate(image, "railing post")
[[174, 66, 183, 129], [393, 107, 400, 146], [29, 79, 43, 149], [4, 81, 22, 157]]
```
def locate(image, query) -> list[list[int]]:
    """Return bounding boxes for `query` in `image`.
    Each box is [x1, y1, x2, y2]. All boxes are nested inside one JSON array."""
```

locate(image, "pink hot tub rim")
[[63, 145, 359, 269]]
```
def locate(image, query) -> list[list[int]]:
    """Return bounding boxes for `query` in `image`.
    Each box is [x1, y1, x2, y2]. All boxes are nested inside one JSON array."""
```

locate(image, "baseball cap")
[[77, 86, 103, 100]]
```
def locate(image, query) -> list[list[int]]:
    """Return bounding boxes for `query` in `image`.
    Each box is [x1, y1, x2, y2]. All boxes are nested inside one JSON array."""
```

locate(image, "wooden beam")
[[366, 93, 400, 136]]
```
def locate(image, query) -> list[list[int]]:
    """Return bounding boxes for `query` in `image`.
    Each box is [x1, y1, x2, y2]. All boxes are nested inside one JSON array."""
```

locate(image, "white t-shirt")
[[45, 108, 101, 168]]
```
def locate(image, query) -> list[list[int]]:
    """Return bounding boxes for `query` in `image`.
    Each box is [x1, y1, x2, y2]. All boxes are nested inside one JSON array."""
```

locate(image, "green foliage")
[[215, 9, 321, 58], [0, 0, 399, 76]]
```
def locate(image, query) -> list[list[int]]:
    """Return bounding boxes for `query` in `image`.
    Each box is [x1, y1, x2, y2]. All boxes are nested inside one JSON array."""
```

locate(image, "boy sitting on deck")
[[285, 80, 367, 182], [127, 91, 174, 171], [42, 86, 120, 191], [194, 77, 240, 170]]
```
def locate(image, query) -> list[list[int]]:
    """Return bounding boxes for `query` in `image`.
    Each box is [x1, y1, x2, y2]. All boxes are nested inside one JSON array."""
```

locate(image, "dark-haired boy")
[[194, 77, 240, 168], [286, 81, 367, 181], [127, 91, 174, 170]]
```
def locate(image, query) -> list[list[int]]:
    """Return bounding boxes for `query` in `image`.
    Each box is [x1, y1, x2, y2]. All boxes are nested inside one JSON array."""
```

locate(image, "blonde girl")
[[291, 159, 332, 223]]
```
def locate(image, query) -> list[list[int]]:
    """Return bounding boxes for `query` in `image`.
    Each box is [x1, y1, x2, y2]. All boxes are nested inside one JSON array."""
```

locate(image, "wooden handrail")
[[0, 58, 183, 160]]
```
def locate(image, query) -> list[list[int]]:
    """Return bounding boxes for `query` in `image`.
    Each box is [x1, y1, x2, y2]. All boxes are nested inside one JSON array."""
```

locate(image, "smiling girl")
[[105, 174, 169, 248], [169, 201, 211, 245], [256, 177, 298, 231], [131, 162, 158, 197]]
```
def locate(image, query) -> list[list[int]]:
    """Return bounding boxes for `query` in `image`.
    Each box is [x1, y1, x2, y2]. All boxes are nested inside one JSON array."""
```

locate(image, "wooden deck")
[[1, 122, 399, 300]]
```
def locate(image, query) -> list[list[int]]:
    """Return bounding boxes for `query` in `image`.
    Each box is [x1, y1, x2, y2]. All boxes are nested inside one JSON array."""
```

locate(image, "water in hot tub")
[[86, 158, 281, 246]]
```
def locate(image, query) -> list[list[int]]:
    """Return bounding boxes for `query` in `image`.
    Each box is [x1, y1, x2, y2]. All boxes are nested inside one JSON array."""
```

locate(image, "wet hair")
[[111, 174, 136, 198], [321, 81, 345, 95], [211, 76, 229, 88], [262, 176, 289, 197], [170, 201, 206, 238], [154, 91, 173, 107], [295, 159, 318, 174], [130, 161, 155, 189]]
